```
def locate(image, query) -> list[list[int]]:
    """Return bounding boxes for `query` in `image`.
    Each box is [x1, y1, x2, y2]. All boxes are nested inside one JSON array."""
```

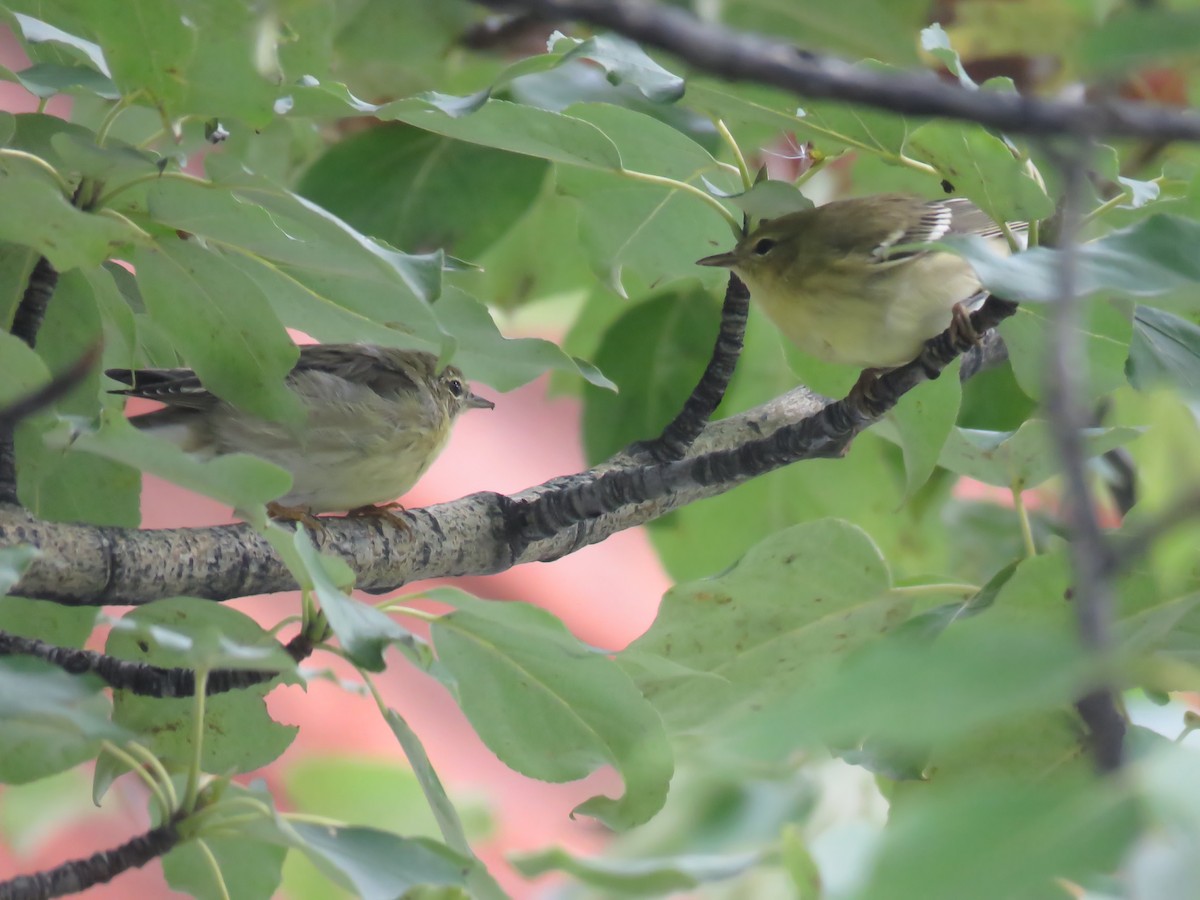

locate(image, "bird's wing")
[[292, 344, 430, 399], [105, 366, 218, 410], [874, 198, 1022, 262]]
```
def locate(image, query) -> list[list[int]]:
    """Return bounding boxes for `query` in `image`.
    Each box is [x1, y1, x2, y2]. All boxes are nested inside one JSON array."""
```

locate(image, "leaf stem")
[[890, 582, 981, 598], [94, 168, 206, 210], [0, 148, 73, 195], [95, 94, 138, 147], [714, 118, 752, 190], [101, 740, 173, 822], [1082, 177, 1164, 226], [183, 667, 209, 812], [619, 167, 742, 233], [194, 840, 232, 900], [1012, 483, 1037, 557]]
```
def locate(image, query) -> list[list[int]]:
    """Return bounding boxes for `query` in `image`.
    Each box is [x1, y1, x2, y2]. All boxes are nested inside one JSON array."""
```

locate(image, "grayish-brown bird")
[[107, 344, 494, 519]]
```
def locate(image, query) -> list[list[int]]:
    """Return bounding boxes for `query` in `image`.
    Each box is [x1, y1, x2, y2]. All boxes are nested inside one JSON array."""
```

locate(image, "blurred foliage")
[[3, 0, 1200, 898]]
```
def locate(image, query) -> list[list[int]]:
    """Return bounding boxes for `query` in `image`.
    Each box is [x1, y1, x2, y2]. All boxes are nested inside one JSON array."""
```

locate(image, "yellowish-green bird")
[[697, 194, 1013, 369], [107, 344, 494, 520]]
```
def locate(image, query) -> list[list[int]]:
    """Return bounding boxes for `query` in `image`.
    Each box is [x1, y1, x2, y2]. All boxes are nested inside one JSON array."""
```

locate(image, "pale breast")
[[744, 250, 985, 368]]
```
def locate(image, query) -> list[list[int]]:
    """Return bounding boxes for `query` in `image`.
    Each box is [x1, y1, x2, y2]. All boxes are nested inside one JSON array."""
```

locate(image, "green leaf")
[[0, 155, 138, 271], [379, 711, 506, 900], [937, 420, 1141, 489], [427, 588, 673, 830], [0, 657, 123, 784], [624, 519, 903, 733], [557, 103, 736, 293], [9, 13, 111, 77], [145, 176, 446, 350], [434, 287, 614, 391], [889, 358, 962, 498], [0, 595, 96, 650], [133, 238, 302, 422], [1128, 305, 1200, 400], [945, 216, 1200, 303], [284, 823, 469, 900], [296, 124, 549, 260], [1078, 9, 1200, 75], [920, 24, 977, 88], [51, 408, 293, 511], [860, 775, 1135, 900], [547, 32, 685, 103], [907, 120, 1054, 224], [11, 62, 118, 99], [583, 287, 721, 462], [999, 300, 1132, 404], [377, 96, 623, 170], [16, 269, 141, 526], [511, 846, 763, 895], [291, 529, 421, 672], [736, 621, 1095, 762], [0, 545, 37, 596], [103, 613, 298, 675], [173, 0, 279, 127], [67, 0, 191, 111], [722, 0, 927, 64], [710, 178, 814, 221], [163, 785, 287, 900], [106, 598, 298, 774]]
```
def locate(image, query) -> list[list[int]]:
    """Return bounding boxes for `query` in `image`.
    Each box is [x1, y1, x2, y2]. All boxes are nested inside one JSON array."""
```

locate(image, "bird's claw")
[[345, 502, 411, 532], [266, 502, 325, 531]]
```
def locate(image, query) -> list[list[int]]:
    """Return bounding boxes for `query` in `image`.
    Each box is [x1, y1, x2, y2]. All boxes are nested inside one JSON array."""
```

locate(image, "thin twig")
[[0, 629, 315, 697], [1043, 144, 1124, 772], [632, 273, 749, 462], [473, 0, 1200, 143]]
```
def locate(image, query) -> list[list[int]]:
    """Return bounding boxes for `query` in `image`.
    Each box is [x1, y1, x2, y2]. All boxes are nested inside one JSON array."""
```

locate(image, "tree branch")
[[0, 257, 62, 505], [0, 813, 182, 900], [475, 0, 1200, 143], [2, 298, 1015, 606], [1043, 147, 1124, 772], [632, 272, 749, 462], [0, 628, 315, 697]]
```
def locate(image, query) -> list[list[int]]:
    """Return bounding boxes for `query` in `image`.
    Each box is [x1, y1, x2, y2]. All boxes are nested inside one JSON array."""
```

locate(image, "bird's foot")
[[949, 302, 982, 352], [345, 502, 410, 532], [267, 502, 325, 531]]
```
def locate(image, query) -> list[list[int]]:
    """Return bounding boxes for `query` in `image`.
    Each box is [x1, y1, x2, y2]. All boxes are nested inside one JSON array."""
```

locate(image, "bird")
[[106, 344, 494, 524], [696, 194, 1017, 370]]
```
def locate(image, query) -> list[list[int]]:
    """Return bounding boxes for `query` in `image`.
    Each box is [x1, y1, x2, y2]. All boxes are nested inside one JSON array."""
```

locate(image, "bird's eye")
[[753, 238, 777, 255], [447, 378, 465, 398]]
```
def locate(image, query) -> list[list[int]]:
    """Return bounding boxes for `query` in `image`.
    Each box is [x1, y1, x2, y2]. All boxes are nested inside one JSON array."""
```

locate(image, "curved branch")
[[474, 0, 1200, 143], [0, 813, 182, 900]]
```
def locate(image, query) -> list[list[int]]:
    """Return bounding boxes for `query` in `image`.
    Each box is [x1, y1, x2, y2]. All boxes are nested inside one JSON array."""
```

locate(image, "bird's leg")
[[949, 301, 982, 352], [345, 502, 410, 532], [849, 367, 886, 404], [267, 502, 325, 531]]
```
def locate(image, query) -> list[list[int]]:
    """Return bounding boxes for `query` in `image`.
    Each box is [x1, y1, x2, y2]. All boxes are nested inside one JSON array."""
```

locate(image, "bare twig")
[[0, 345, 101, 429], [1043, 146, 1124, 772], [474, 0, 1200, 143], [632, 273, 749, 462], [0, 813, 183, 900], [0, 628, 315, 697]]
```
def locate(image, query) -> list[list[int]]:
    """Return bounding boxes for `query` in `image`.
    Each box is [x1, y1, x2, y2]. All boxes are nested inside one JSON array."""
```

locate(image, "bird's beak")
[[695, 251, 738, 268], [466, 391, 495, 411]]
